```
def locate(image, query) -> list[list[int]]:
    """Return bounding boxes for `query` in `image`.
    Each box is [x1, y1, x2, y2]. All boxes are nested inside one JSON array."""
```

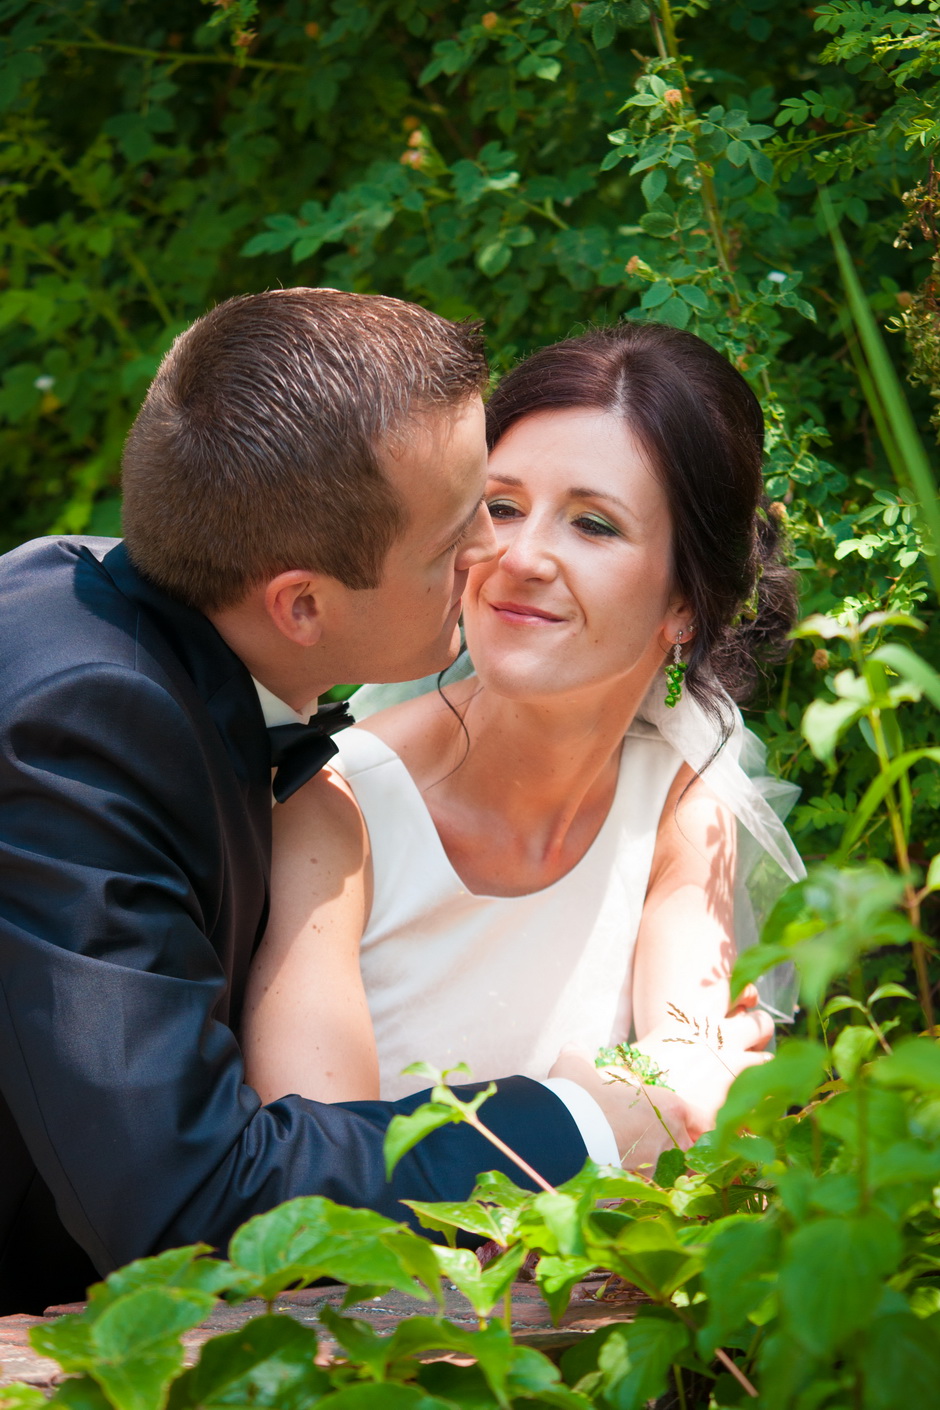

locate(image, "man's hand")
[[549, 1045, 693, 1171]]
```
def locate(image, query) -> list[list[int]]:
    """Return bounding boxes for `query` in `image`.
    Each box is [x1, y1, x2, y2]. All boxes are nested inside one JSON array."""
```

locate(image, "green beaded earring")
[[664, 630, 688, 708]]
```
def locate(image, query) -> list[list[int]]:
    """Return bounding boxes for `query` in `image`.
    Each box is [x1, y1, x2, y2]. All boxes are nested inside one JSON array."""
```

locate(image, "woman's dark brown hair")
[[484, 321, 798, 734]]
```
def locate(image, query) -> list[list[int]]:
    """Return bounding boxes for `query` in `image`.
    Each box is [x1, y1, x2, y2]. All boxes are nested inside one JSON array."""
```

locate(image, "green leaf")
[[432, 1243, 525, 1320], [476, 241, 512, 277], [820, 189, 940, 600], [658, 295, 691, 329], [700, 1217, 781, 1357], [801, 695, 863, 764], [725, 138, 750, 167], [871, 1037, 940, 1091], [678, 283, 710, 310], [652, 1147, 687, 1187], [596, 1313, 689, 1410], [860, 1313, 940, 1410], [167, 1315, 327, 1410], [868, 982, 916, 1004], [640, 280, 673, 309], [831, 1023, 878, 1080], [748, 147, 775, 182], [315, 1384, 455, 1409], [779, 1212, 902, 1355], [872, 642, 940, 711], [0, 1389, 49, 1410], [638, 211, 674, 238], [714, 1040, 827, 1146], [384, 1103, 460, 1180], [534, 1253, 596, 1326], [592, 14, 616, 49], [838, 748, 940, 857], [640, 167, 667, 205], [226, 1197, 435, 1303], [585, 1213, 701, 1298]]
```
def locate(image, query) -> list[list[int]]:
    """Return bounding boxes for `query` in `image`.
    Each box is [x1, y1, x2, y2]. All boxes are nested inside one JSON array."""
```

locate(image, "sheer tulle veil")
[[350, 653, 805, 1024]]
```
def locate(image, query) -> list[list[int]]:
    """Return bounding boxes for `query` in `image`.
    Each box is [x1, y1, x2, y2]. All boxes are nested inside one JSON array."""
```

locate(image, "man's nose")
[[458, 500, 498, 568]]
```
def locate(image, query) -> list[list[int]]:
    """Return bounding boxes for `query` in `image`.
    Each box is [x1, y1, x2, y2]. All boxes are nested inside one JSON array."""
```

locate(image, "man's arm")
[[0, 664, 587, 1280]]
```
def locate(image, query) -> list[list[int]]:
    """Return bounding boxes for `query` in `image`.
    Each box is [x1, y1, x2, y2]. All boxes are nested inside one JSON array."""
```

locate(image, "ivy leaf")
[[433, 1243, 526, 1320], [313, 1384, 456, 1408], [585, 1212, 701, 1298], [226, 1197, 435, 1303], [384, 1102, 461, 1179], [167, 1314, 327, 1410]]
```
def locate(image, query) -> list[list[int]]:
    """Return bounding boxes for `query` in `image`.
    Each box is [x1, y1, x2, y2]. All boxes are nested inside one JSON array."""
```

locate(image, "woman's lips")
[[488, 600, 564, 624]]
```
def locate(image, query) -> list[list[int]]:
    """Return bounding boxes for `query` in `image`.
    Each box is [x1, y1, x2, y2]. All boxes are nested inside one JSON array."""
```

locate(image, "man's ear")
[[263, 571, 328, 647]]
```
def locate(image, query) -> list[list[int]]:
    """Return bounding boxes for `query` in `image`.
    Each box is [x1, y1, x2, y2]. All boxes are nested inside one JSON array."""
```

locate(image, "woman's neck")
[[399, 675, 654, 896]]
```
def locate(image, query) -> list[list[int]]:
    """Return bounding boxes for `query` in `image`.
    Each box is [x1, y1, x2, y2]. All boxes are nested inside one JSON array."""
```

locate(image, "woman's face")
[[464, 408, 692, 702]]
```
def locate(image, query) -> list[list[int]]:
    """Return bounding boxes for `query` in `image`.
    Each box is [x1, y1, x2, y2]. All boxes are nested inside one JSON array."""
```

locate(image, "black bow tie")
[[267, 699, 355, 803]]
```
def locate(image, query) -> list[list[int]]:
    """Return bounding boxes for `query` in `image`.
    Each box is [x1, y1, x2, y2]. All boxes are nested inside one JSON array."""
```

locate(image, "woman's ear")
[[263, 571, 326, 647], [663, 600, 696, 649]]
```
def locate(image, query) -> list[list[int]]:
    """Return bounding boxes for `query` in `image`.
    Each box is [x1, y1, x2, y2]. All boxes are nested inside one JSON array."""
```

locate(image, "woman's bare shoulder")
[[352, 678, 477, 779], [274, 763, 369, 869]]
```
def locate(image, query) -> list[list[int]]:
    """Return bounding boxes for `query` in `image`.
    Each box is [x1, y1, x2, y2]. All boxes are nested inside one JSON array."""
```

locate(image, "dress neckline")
[[345, 726, 638, 903]]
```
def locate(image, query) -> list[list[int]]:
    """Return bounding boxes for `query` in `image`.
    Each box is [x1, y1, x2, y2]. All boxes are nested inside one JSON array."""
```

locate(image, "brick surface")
[[1, 1275, 645, 1390]]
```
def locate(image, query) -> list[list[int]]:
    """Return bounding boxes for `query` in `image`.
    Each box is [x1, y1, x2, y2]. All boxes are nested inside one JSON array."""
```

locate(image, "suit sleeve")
[[0, 664, 586, 1276]]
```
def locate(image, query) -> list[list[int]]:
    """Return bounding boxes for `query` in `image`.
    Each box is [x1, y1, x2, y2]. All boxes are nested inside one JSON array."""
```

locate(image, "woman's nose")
[[498, 517, 558, 580]]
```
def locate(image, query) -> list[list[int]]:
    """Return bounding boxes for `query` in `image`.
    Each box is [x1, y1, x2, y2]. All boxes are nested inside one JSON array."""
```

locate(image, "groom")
[[0, 289, 677, 1317]]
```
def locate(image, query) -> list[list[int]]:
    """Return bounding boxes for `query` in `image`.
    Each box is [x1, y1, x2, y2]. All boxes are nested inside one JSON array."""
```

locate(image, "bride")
[[243, 321, 804, 1149]]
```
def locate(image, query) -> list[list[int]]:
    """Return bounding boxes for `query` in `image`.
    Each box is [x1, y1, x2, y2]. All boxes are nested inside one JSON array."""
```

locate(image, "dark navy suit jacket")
[[0, 538, 585, 1315]]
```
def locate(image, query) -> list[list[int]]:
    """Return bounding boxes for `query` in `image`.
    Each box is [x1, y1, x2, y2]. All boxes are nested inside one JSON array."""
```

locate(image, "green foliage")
[[3, 5, 940, 1407], [3, 0, 939, 880]]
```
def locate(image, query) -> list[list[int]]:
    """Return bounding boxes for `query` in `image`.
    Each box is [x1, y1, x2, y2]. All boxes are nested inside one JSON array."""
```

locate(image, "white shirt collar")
[[251, 677, 319, 728]]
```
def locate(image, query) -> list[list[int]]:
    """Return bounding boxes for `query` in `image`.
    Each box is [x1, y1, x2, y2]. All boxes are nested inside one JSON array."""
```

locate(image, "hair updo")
[[484, 321, 798, 734]]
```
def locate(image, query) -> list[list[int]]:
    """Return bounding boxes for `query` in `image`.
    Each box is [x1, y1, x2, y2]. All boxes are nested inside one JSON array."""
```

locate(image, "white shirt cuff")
[[537, 1077, 620, 1167]]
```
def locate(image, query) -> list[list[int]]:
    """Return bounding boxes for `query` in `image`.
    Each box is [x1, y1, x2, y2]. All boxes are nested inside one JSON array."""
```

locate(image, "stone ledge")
[[1, 1275, 645, 1389]]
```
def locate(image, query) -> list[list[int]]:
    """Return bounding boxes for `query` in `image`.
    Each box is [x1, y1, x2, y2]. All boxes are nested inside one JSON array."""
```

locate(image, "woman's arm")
[[632, 762, 737, 1040], [241, 766, 380, 1104], [628, 763, 772, 1135]]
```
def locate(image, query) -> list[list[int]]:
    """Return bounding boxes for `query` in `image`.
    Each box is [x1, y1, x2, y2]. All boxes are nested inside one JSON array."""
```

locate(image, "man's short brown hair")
[[121, 288, 488, 611]]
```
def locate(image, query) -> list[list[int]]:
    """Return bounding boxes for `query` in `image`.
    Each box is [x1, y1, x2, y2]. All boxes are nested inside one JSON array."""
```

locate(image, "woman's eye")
[[574, 513, 619, 537], [486, 499, 521, 521]]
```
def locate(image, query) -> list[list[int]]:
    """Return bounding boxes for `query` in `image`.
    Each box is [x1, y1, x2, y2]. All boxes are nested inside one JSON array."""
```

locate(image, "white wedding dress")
[[332, 722, 683, 1100], [331, 662, 805, 1100]]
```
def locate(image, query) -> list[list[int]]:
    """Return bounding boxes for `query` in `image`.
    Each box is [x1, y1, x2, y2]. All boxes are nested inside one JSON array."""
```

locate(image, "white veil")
[[350, 655, 804, 1023]]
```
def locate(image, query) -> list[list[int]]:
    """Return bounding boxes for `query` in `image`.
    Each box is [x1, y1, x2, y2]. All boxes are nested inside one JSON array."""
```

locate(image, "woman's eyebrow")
[[568, 485, 636, 518]]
